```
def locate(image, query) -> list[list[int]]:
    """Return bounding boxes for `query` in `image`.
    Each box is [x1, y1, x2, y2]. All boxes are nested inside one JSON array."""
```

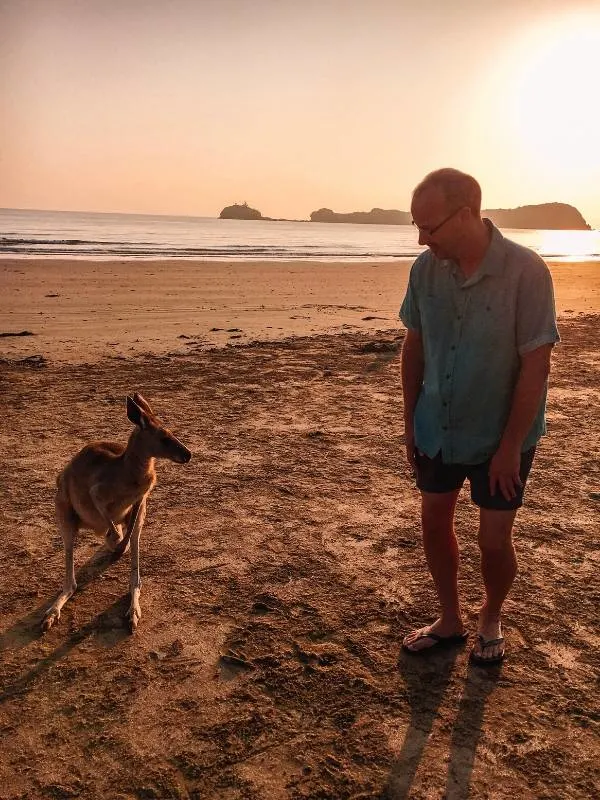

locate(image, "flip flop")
[[469, 634, 506, 666], [402, 629, 468, 654]]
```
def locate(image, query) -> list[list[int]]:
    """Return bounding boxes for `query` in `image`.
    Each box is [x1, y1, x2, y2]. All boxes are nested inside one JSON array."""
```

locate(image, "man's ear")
[[126, 396, 148, 428]]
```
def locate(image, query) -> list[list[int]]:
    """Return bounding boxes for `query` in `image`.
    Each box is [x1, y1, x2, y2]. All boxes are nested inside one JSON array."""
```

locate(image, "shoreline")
[[1, 257, 599, 365]]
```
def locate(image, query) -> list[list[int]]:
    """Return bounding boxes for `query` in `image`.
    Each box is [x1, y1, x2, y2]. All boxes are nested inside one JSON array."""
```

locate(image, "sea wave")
[[0, 236, 415, 260]]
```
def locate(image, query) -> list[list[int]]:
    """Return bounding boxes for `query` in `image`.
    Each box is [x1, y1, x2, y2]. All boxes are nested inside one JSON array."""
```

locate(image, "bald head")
[[413, 168, 482, 216]]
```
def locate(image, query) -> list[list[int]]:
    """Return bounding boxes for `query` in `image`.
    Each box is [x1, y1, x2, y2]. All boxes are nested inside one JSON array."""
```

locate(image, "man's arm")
[[489, 343, 554, 501], [401, 328, 424, 469]]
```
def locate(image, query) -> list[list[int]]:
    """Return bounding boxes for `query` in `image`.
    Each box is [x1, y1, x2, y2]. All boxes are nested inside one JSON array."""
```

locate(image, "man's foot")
[[402, 619, 467, 654], [470, 613, 505, 665]]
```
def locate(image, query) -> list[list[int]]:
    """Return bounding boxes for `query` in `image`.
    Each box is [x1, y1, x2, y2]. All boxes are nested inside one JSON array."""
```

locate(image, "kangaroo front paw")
[[42, 607, 60, 632], [111, 541, 131, 561], [126, 602, 141, 633], [105, 528, 124, 552]]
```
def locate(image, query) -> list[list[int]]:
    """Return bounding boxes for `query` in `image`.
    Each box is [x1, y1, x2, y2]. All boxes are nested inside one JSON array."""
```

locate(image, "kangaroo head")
[[126, 394, 192, 464]]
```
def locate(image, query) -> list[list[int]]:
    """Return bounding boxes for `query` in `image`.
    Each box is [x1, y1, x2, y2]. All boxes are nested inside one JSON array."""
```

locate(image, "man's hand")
[[404, 425, 417, 475], [489, 444, 522, 501]]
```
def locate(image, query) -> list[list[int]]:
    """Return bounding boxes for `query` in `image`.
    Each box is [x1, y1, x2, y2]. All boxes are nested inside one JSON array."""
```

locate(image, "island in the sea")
[[219, 202, 590, 230], [219, 202, 304, 223], [219, 202, 263, 221]]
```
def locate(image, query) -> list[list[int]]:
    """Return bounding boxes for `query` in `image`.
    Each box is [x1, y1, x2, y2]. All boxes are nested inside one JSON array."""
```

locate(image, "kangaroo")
[[42, 393, 191, 633]]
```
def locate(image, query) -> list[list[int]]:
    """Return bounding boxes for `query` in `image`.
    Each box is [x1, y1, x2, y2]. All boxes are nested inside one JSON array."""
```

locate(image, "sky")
[[2, 0, 600, 226]]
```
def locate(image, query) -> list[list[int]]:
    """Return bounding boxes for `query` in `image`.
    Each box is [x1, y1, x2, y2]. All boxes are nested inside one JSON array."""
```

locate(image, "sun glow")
[[510, 12, 600, 182], [538, 229, 600, 260]]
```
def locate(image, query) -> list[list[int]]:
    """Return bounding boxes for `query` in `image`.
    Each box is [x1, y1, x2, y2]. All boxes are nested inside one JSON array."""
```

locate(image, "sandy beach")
[[1, 258, 599, 363], [0, 257, 599, 798]]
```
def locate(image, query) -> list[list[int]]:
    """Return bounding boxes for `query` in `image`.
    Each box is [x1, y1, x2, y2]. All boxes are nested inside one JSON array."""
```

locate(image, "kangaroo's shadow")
[[383, 645, 463, 799], [444, 662, 502, 799], [0, 544, 130, 656], [0, 593, 132, 704]]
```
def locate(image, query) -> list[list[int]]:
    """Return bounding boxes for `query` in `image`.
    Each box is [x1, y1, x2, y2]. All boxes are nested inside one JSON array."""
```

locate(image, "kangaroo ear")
[[126, 396, 148, 428], [133, 392, 153, 415]]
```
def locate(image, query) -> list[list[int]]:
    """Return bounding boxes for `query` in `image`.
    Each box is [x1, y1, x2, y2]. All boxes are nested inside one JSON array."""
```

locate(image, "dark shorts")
[[414, 447, 536, 510]]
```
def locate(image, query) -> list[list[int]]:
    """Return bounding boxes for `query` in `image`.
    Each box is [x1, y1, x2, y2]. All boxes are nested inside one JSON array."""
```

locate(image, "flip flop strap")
[[476, 634, 505, 647], [415, 631, 442, 642]]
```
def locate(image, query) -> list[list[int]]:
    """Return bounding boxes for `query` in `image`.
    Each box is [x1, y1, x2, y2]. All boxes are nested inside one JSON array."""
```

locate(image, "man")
[[399, 168, 559, 665]]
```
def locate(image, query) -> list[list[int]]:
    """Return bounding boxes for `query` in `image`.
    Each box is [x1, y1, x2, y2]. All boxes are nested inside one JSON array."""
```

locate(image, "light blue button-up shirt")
[[399, 221, 560, 464]]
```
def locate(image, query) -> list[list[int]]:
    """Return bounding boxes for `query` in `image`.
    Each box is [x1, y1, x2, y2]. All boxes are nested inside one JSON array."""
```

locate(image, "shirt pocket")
[[420, 295, 453, 332], [469, 298, 515, 346]]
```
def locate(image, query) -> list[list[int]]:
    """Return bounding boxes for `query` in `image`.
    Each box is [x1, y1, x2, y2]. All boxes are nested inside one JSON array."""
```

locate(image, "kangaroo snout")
[[175, 446, 192, 464]]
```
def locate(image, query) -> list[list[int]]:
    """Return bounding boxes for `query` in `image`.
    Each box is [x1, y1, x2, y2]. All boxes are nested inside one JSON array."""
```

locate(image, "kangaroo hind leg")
[[42, 499, 79, 632]]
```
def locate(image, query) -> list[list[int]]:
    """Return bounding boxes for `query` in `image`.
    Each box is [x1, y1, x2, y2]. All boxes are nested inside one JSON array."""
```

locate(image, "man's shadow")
[[0, 545, 132, 703], [444, 663, 501, 799], [383, 647, 502, 799], [383, 646, 462, 799]]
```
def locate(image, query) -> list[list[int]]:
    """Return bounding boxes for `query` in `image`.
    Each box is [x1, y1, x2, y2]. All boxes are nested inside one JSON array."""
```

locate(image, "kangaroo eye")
[[161, 435, 171, 445]]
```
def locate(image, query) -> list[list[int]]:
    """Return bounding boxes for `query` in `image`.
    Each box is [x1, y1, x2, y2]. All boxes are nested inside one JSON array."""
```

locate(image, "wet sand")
[[1, 258, 599, 363]]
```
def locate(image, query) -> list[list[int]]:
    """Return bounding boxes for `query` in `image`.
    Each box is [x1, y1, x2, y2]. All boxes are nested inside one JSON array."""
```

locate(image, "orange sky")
[[2, 0, 599, 227]]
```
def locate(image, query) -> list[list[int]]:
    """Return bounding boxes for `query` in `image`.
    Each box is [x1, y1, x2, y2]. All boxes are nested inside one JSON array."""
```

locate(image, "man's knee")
[[421, 490, 459, 533], [477, 510, 517, 552]]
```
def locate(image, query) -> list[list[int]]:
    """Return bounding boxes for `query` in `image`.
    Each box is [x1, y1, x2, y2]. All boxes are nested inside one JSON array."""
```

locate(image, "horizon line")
[[0, 202, 593, 225]]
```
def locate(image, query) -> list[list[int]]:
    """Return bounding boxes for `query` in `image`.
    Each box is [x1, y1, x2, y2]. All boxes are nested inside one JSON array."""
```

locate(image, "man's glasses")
[[411, 206, 465, 236]]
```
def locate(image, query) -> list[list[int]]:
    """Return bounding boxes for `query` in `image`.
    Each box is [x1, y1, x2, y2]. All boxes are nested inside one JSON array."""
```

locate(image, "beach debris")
[[45, 293, 60, 298], [0, 330, 35, 337], [361, 315, 388, 321], [149, 649, 168, 661], [358, 339, 401, 354], [0, 354, 47, 368]]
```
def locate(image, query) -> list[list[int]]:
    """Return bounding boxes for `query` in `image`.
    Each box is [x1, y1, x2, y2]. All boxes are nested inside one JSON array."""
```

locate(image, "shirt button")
[[450, 345, 456, 350], [442, 425, 448, 431], [443, 401, 448, 407], [446, 374, 451, 379]]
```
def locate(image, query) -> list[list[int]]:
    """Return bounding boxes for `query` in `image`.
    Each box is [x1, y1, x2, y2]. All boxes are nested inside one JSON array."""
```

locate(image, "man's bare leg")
[[403, 489, 466, 651], [472, 507, 518, 661]]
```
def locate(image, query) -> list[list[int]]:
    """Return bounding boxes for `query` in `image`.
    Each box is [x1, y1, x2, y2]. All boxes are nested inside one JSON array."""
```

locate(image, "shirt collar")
[[459, 219, 506, 287]]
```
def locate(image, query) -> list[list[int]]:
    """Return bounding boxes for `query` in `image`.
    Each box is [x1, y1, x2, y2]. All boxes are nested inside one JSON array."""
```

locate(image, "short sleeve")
[[516, 257, 560, 355], [399, 261, 422, 331]]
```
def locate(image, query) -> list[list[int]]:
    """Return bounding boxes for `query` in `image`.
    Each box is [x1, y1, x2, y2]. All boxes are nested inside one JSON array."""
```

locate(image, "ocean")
[[1, 207, 599, 261]]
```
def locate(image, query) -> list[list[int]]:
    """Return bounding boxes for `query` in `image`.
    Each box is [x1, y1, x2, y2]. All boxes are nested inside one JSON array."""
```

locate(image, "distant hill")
[[309, 202, 590, 230], [310, 207, 412, 225], [483, 203, 590, 230], [219, 203, 262, 220]]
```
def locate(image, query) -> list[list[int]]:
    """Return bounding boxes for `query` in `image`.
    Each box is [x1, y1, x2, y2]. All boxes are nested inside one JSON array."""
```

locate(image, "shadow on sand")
[[444, 663, 502, 798], [384, 646, 502, 799], [0, 546, 132, 703]]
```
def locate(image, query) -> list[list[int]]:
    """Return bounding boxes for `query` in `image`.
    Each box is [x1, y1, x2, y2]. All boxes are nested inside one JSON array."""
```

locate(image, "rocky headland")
[[310, 203, 590, 229], [310, 207, 412, 225], [483, 203, 590, 230]]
